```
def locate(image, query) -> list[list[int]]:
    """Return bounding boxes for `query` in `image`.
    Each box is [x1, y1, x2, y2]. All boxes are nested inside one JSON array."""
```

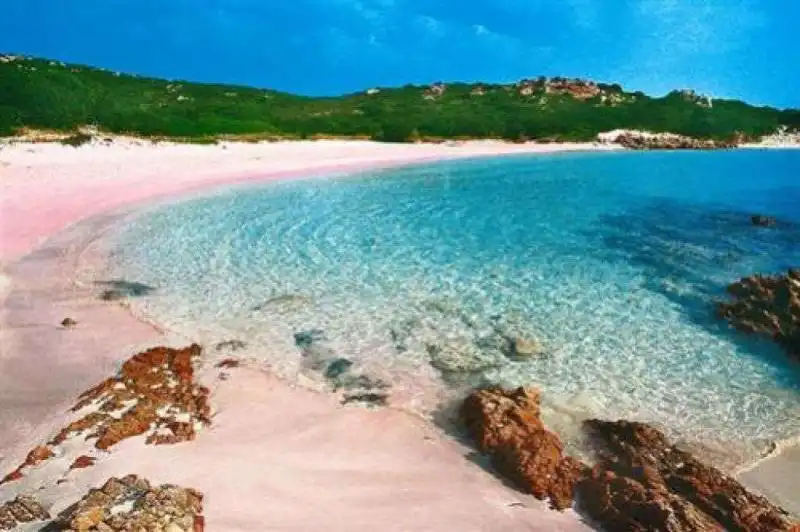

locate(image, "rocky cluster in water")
[[390, 301, 546, 386], [461, 386, 798, 531], [294, 328, 391, 407], [717, 268, 800, 361], [286, 299, 547, 405]]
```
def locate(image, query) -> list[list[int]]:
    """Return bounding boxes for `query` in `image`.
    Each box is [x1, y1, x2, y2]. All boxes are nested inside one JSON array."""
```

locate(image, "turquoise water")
[[105, 150, 800, 466]]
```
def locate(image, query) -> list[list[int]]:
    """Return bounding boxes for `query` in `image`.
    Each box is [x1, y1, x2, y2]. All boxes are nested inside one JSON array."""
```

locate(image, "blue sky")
[[2, 0, 798, 107]]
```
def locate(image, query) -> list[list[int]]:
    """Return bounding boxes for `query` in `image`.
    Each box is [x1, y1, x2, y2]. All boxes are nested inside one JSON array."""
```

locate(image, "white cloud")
[[473, 24, 490, 36], [415, 15, 444, 37]]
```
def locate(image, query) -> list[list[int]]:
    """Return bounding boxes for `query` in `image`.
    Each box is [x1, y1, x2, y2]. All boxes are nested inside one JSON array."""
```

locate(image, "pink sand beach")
[[0, 138, 613, 531]]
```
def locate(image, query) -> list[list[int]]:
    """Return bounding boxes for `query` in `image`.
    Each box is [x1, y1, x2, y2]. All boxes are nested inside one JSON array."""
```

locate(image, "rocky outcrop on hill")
[[599, 130, 735, 150], [0, 345, 211, 487], [544, 77, 602, 100], [676, 89, 713, 108], [52, 475, 204, 531], [0, 495, 50, 530], [460, 386, 586, 510], [423, 82, 446, 100], [717, 269, 800, 361], [460, 387, 799, 530], [515, 77, 604, 100]]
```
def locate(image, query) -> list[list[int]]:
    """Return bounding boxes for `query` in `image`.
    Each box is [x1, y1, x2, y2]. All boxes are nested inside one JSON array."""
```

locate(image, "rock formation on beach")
[[460, 386, 586, 510], [460, 386, 799, 531], [1, 345, 211, 487], [598, 130, 735, 150], [0, 495, 50, 530], [580, 419, 797, 532], [717, 269, 800, 361], [51, 475, 204, 531]]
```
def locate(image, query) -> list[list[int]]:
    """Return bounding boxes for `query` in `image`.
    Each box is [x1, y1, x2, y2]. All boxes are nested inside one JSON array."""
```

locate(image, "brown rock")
[[63, 344, 209, 451], [717, 269, 800, 361], [579, 419, 798, 532], [54, 475, 203, 531], [0, 469, 23, 484], [0, 445, 55, 486], [460, 386, 586, 510], [579, 464, 720, 531], [25, 445, 54, 466], [61, 317, 78, 328], [2, 345, 212, 485], [215, 358, 241, 368], [0, 495, 50, 530], [69, 455, 96, 470]]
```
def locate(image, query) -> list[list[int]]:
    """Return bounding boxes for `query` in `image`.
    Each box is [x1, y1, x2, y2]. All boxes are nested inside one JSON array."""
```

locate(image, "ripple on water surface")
[[104, 150, 800, 467]]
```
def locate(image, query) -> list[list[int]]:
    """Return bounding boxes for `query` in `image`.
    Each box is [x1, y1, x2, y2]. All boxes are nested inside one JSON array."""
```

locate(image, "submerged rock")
[[324, 358, 353, 380], [751, 214, 778, 227], [717, 269, 800, 361], [95, 280, 155, 301], [511, 337, 545, 358], [579, 419, 798, 532], [294, 329, 325, 349], [53, 475, 203, 531], [487, 314, 546, 359], [427, 341, 505, 377], [460, 386, 586, 510], [332, 373, 389, 392], [252, 294, 312, 312], [341, 392, 389, 407], [214, 339, 247, 351]]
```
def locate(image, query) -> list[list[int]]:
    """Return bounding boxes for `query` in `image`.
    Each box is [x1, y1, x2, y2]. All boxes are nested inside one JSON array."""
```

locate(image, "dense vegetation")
[[1, 54, 798, 142]]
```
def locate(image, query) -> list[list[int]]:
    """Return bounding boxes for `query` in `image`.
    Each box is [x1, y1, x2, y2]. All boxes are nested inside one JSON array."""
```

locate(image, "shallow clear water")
[[105, 150, 800, 466]]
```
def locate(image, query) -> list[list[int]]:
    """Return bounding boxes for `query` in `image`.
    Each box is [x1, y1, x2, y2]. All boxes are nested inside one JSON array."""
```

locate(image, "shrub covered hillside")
[[1, 54, 798, 142]]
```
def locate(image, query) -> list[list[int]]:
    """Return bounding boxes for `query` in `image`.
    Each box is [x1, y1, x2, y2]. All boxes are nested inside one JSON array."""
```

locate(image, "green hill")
[[1, 53, 798, 142]]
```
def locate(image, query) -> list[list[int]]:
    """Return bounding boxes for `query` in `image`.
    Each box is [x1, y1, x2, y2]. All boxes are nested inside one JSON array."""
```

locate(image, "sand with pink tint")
[[0, 139, 605, 530], [0, 138, 617, 261], [4, 367, 592, 531]]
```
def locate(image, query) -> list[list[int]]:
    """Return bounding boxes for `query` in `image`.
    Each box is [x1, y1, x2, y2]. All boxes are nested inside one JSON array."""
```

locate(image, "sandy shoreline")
[[0, 138, 619, 262], [0, 139, 618, 530], [1, 138, 797, 528]]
